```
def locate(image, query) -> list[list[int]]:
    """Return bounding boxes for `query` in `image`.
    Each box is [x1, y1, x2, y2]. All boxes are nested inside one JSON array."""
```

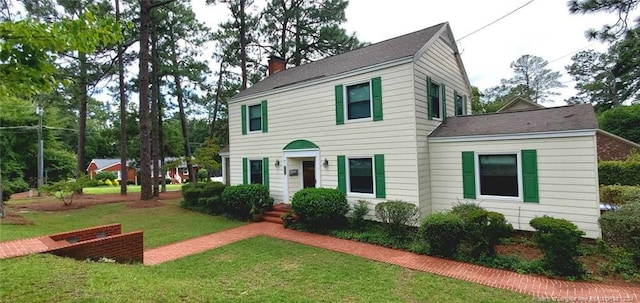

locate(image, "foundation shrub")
[[420, 212, 465, 258], [220, 184, 273, 220], [181, 182, 226, 214], [375, 200, 420, 237], [529, 216, 586, 277], [349, 200, 371, 230], [599, 202, 640, 267], [451, 203, 513, 259], [291, 188, 349, 229]]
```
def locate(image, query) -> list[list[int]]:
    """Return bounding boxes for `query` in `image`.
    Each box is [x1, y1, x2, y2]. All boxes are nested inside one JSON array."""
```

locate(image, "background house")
[[86, 159, 137, 184]]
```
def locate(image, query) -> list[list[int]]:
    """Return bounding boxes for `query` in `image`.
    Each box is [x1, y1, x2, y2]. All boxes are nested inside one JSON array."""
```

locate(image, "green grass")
[[83, 184, 182, 194], [0, 236, 536, 302], [0, 199, 243, 248]]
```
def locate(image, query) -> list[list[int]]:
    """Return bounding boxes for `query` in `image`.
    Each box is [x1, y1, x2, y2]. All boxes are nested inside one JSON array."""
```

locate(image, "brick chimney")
[[268, 55, 286, 76]]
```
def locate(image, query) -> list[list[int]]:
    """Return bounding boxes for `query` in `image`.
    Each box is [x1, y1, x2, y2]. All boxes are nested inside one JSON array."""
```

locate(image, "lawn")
[[83, 184, 183, 194], [0, 236, 536, 302], [0, 199, 243, 248]]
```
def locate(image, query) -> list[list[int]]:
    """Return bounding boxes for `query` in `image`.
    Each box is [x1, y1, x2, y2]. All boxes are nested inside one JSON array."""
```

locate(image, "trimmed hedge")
[[600, 185, 640, 206], [181, 182, 226, 215], [599, 202, 640, 266], [420, 212, 465, 258], [221, 184, 274, 220], [291, 188, 349, 229], [451, 203, 513, 259], [96, 171, 117, 181], [374, 200, 419, 236], [530, 216, 585, 277], [599, 160, 640, 186]]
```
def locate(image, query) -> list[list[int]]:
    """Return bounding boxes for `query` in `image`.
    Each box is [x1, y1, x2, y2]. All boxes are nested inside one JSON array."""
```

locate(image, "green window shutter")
[[442, 84, 447, 120], [335, 85, 344, 125], [372, 77, 383, 121], [463, 95, 468, 115], [241, 105, 247, 135], [374, 154, 386, 198], [461, 151, 476, 199], [426, 77, 433, 120], [454, 90, 459, 116], [262, 157, 269, 189], [337, 155, 346, 193], [522, 150, 539, 203], [261, 100, 268, 133], [242, 157, 248, 185]]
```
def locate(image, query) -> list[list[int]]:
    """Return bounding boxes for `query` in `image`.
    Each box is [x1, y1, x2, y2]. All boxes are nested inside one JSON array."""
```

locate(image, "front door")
[[302, 160, 315, 188]]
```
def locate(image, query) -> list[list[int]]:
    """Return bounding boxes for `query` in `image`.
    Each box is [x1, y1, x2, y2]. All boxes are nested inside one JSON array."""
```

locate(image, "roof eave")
[[229, 56, 414, 104]]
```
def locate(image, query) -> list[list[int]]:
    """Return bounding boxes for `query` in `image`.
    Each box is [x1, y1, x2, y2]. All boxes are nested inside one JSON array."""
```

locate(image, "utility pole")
[[37, 106, 44, 197]]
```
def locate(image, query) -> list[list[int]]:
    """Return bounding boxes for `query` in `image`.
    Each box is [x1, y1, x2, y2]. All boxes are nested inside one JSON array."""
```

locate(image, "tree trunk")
[[159, 100, 166, 192], [239, 0, 248, 90], [139, 0, 153, 200], [77, 51, 88, 186], [116, 0, 128, 195], [209, 62, 225, 139], [150, 20, 160, 197], [170, 35, 196, 183]]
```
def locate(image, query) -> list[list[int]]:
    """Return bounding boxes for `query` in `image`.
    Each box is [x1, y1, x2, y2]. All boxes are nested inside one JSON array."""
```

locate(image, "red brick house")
[[86, 159, 137, 184], [596, 130, 640, 161]]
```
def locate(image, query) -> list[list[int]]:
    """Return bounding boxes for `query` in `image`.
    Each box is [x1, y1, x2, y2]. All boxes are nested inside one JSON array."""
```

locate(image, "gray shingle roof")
[[90, 158, 120, 170], [429, 104, 598, 138], [231, 23, 446, 101]]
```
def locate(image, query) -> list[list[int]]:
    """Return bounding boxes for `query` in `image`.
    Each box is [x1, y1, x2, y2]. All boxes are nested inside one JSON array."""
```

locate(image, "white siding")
[[229, 63, 420, 207], [414, 36, 472, 215], [429, 135, 601, 238]]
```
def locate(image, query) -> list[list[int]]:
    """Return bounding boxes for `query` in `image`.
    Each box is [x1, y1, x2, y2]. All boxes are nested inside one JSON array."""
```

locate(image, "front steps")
[[262, 203, 291, 224]]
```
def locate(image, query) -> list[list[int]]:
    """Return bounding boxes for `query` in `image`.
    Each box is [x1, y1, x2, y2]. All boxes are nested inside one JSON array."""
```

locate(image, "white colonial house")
[[224, 22, 602, 238]]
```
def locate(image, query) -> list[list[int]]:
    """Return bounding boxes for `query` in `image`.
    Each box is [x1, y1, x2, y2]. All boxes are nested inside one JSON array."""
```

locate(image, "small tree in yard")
[[43, 175, 94, 205]]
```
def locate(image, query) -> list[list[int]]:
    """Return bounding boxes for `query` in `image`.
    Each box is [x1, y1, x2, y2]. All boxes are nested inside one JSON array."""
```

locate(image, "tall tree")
[[115, 0, 128, 195], [568, 0, 640, 41], [210, 0, 260, 90], [503, 55, 565, 103], [261, 0, 363, 66], [138, 0, 153, 200]]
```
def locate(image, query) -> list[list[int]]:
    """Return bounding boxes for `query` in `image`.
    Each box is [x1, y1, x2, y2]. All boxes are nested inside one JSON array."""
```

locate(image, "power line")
[[457, 0, 535, 42]]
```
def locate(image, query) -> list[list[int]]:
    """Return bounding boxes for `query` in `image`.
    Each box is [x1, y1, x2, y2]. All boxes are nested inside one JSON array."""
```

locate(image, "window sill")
[[477, 194, 522, 202], [344, 117, 373, 124]]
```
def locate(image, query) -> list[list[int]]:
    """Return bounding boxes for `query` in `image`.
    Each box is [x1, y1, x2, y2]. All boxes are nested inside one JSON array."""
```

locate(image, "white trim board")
[[428, 130, 597, 143]]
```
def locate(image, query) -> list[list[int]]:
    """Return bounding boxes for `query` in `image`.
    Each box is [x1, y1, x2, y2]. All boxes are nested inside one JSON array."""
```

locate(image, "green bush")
[[197, 169, 209, 182], [599, 202, 640, 266], [451, 203, 512, 259], [420, 212, 465, 258], [221, 184, 274, 220], [598, 159, 640, 186], [95, 171, 117, 181], [349, 200, 370, 230], [529, 216, 586, 277], [291, 188, 349, 229], [375, 200, 420, 236], [2, 178, 30, 202], [599, 185, 640, 206], [181, 182, 226, 214]]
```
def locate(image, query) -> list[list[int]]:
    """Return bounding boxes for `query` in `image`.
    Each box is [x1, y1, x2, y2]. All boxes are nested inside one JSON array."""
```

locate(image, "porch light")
[[323, 158, 329, 168], [275, 160, 280, 167]]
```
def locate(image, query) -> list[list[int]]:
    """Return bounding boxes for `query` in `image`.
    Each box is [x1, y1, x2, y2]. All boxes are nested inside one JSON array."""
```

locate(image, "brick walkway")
[[0, 237, 59, 259], [143, 222, 640, 302]]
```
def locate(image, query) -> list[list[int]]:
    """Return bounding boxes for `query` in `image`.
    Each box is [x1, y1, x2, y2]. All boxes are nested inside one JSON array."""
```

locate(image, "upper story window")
[[248, 104, 262, 132], [335, 77, 382, 125], [455, 93, 464, 116], [429, 80, 442, 119], [241, 100, 268, 135], [346, 82, 372, 120]]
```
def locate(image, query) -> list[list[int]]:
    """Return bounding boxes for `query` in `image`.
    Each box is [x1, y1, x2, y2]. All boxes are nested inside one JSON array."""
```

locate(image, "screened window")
[[478, 154, 518, 197], [248, 104, 262, 131], [348, 158, 373, 194], [430, 82, 441, 119], [346, 82, 371, 120], [249, 160, 263, 184], [455, 94, 464, 116]]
